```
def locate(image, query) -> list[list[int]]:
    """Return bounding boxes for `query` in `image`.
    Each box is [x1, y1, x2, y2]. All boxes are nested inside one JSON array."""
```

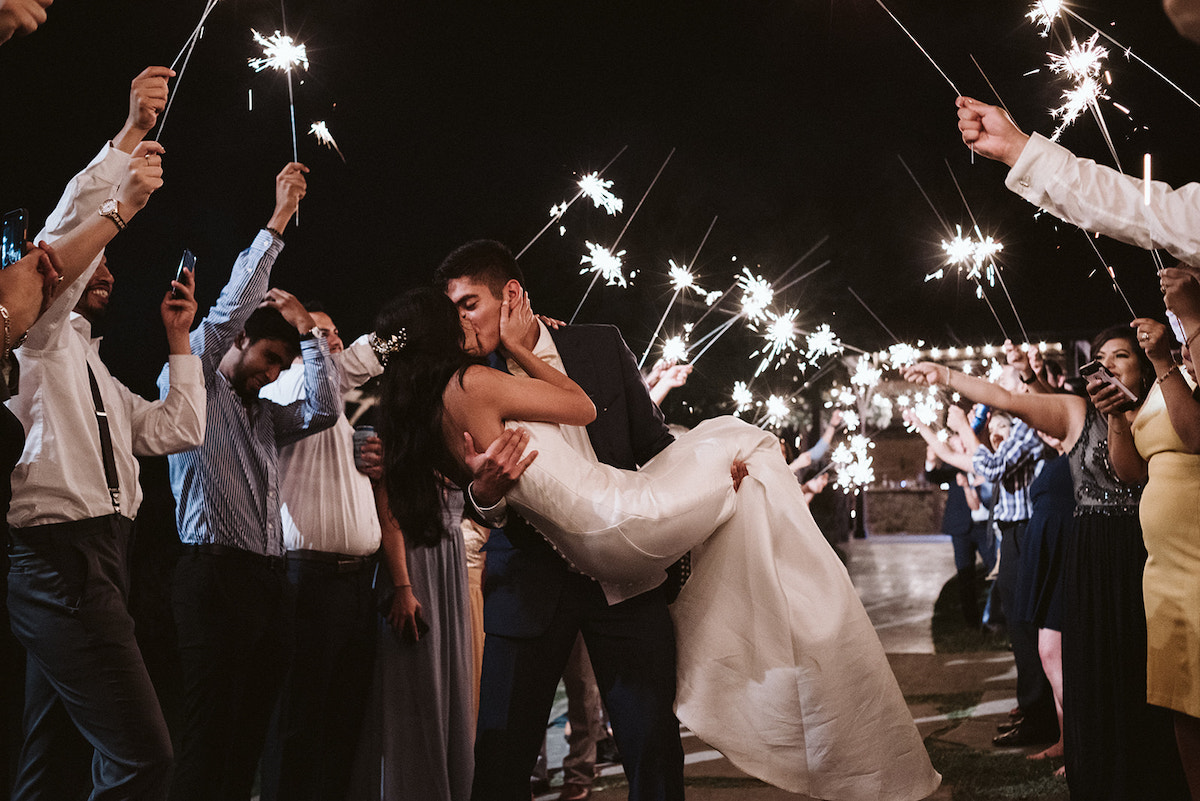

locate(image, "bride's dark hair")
[[376, 286, 485, 547]]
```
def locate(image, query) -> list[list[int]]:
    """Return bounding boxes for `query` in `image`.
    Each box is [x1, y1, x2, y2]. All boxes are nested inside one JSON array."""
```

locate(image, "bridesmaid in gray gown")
[[351, 486, 475, 800]]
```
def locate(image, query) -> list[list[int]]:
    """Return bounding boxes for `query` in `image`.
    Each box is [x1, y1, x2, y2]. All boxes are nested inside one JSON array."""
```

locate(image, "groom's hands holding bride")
[[464, 428, 538, 508]]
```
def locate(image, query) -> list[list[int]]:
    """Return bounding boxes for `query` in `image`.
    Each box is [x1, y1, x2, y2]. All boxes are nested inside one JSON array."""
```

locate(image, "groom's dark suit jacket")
[[479, 323, 674, 636]]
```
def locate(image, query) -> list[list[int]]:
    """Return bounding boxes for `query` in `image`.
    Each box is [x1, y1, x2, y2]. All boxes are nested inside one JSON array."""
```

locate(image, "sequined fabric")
[[1068, 405, 1142, 515]]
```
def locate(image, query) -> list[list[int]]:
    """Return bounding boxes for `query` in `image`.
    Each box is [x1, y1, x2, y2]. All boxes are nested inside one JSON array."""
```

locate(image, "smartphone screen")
[[172, 249, 196, 298], [1, 208, 28, 269]]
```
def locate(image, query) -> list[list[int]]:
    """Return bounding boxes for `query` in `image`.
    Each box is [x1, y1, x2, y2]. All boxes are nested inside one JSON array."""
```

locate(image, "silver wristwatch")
[[98, 199, 126, 231]]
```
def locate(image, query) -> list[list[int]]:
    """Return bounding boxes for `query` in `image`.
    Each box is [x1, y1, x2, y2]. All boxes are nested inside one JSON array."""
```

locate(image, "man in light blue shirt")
[[158, 163, 340, 801]]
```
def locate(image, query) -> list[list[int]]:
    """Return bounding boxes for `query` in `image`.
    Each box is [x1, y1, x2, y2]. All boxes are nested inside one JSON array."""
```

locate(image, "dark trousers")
[[472, 573, 684, 801], [7, 516, 172, 801], [168, 550, 294, 801], [260, 555, 376, 801], [952, 522, 995, 628], [996, 521, 1055, 729]]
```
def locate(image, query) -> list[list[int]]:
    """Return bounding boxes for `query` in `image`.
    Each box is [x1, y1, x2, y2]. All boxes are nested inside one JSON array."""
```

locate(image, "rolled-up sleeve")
[[128, 354, 206, 456]]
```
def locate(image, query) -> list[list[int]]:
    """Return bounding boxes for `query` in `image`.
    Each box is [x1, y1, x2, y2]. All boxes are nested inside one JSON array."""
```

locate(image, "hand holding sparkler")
[[267, 162, 309, 234], [1160, 266, 1200, 338], [647, 360, 692, 407], [0, 0, 51, 46], [903, 361, 949, 388], [1131, 317, 1173, 370], [115, 66, 175, 153], [956, 97, 1030, 168], [114, 141, 166, 220]]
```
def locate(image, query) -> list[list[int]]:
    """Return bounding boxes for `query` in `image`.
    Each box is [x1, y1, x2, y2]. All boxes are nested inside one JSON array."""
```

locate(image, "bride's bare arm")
[[487, 287, 596, 426]]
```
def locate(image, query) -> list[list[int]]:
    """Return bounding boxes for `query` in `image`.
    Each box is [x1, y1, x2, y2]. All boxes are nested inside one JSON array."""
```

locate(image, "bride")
[[374, 285, 940, 800]]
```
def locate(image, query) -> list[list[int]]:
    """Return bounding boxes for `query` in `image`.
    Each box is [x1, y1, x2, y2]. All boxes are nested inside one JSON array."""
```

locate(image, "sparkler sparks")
[[661, 335, 688, 364], [850, 360, 882, 390], [248, 29, 309, 73], [1049, 34, 1108, 81], [736, 268, 774, 323], [753, 309, 800, 376], [668, 261, 696, 293], [731, 381, 753, 414], [764, 395, 792, 428], [886, 342, 922, 369], [307, 121, 345, 161], [805, 324, 843, 364], [579, 242, 628, 288], [1027, 0, 1064, 36], [832, 435, 875, 492], [1051, 76, 1108, 140], [941, 225, 977, 267], [577, 172, 623, 216]]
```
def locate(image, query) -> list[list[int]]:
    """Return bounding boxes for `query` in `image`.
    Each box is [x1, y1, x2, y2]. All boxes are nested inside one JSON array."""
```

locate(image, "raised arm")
[[265, 289, 340, 445], [185, 163, 306, 371], [0, 0, 51, 45], [904, 361, 1083, 444]]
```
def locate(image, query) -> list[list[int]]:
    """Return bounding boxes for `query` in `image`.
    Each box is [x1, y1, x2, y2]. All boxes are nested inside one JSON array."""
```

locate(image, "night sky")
[[2, 0, 1198, 421]]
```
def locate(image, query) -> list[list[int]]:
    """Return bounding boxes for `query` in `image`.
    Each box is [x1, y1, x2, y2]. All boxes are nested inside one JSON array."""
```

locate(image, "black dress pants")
[[260, 554, 376, 801], [7, 515, 172, 801], [996, 520, 1055, 730], [168, 548, 293, 801]]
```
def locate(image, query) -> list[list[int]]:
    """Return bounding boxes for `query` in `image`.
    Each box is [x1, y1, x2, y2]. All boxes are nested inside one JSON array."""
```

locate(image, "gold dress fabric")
[[1133, 382, 1200, 716]]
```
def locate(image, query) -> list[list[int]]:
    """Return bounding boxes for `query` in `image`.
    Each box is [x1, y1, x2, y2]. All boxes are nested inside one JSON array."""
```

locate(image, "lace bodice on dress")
[[1069, 404, 1142, 514]]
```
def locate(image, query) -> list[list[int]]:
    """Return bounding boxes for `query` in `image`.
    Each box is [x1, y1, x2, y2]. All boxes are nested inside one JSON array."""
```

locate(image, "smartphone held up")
[[172, 249, 196, 298], [1080, 359, 1138, 412], [2, 208, 28, 269]]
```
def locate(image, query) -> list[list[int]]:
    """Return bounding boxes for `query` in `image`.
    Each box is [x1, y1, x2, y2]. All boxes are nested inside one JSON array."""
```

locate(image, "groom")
[[436, 240, 685, 801]]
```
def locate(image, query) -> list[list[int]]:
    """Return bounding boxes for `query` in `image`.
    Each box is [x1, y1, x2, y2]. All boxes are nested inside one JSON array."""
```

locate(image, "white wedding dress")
[[507, 416, 940, 801]]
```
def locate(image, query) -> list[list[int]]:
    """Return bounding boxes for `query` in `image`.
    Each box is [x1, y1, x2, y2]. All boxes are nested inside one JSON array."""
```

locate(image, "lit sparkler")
[[579, 242, 627, 288], [249, 29, 309, 73], [668, 261, 697, 293], [737, 267, 774, 323], [661, 335, 689, 364], [731, 381, 753, 414], [805, 323, 843, 364], [1048, 34, 1108, 81], [308, 121, 345, 162], [850, 359, 882, 391], [831, 434, 875, 492], [886, 342, 922, 369], [577, 172, 623, 216], [1051, 76, 1108, 141], [764, 395, 792, 428], [841, 409, 862, 432], [752, 308, 800, 376], [1027, 0, 1064, 36]]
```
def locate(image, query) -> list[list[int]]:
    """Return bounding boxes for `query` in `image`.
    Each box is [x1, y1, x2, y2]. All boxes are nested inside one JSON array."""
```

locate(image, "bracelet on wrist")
[[266, 226, 284, 241], [1157, 364, 1181, 385], [394, 583, 412, 589], [1020, 372, 1038, 385]]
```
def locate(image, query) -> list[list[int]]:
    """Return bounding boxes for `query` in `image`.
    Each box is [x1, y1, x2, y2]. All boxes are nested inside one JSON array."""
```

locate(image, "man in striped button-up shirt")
[[158, 163, 341, 801]]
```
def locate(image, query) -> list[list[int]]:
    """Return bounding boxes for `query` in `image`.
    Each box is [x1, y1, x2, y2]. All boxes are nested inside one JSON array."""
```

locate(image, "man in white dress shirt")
[[4, 67, 204, 801], [258, 307, 384, 801]]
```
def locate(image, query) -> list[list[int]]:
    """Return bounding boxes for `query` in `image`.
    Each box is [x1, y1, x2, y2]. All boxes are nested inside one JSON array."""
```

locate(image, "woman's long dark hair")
[[1088, 323, 1155, 404], [376, 287, 484, 547]]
